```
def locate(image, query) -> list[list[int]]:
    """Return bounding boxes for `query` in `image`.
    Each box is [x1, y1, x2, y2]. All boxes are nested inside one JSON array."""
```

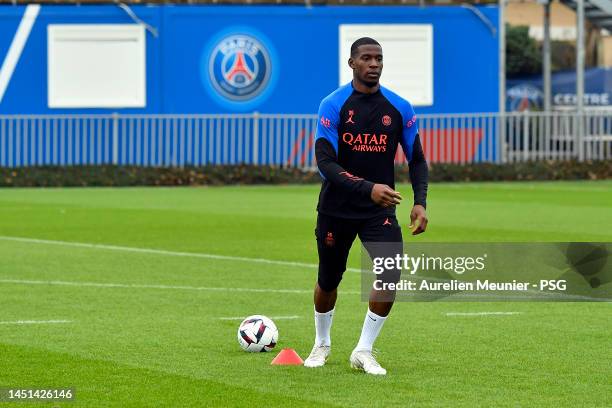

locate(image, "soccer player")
[[303, 37, 429, 375]]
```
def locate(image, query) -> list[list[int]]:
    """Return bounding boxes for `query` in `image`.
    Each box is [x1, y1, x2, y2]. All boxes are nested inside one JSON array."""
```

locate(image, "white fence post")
[[252, 112, 259, 165], [112, 112, 119, 165], [577, 110, 585, 161], [499, 112, 507, 164], [522, 110, 529, 162]]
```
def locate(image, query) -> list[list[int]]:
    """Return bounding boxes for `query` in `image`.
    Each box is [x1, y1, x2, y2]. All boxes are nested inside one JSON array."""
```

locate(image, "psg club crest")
[[208, 34, 272, 102]]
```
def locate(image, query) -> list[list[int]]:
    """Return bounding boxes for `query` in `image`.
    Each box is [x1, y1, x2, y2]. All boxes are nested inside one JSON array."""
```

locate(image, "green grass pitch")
[[0, 181, 611, 407]]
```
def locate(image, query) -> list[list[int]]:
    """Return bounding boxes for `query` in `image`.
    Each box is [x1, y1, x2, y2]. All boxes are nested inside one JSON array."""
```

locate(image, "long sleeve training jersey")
[[315, 82, 428, 219]]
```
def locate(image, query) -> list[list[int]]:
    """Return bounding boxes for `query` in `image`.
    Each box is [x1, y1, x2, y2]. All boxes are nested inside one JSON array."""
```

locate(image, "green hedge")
[[0, 161, 610, 187], [425, 160, 612, 182]]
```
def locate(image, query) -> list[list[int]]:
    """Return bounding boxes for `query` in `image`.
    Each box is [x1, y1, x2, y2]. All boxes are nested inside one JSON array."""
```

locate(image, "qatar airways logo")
[[342, 132, 388, 153]]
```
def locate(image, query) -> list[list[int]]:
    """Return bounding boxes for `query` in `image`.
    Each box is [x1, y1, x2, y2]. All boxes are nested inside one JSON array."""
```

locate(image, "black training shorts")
[[315, 212, 403, 292]]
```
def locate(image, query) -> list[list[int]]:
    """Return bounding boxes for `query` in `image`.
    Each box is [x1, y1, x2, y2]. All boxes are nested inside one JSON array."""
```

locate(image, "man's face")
[[349, 44, 383, 87]]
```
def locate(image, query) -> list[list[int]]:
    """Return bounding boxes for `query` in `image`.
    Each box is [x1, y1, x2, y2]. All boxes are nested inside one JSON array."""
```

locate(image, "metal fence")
[[0, 111, 610, 168], [503, 111, 612, 162]]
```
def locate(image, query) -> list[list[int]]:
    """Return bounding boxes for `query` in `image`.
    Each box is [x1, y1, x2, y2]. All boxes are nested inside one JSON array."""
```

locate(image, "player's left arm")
[[399, 107, 429, 235], [407, 135, 428, 235]]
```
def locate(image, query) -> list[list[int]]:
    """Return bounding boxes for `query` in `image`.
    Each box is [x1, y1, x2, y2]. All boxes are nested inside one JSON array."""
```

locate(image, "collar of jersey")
[[350, 80, 382, 96]]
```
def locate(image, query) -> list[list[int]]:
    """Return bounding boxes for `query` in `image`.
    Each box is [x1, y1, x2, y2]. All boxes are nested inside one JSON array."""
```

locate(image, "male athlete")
[[303, 37, 429, 375]]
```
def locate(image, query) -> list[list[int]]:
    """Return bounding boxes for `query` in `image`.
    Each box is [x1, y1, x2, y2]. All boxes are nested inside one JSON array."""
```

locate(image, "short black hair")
[[350, 37, 381, 57]]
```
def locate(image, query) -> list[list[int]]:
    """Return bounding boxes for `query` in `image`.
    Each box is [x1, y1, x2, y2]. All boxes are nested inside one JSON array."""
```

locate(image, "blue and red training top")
[[315, 82, 428, 219]]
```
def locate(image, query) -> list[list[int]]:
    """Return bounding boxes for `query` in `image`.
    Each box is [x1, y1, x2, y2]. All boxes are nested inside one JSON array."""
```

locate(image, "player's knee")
[[317, 270, 343, 292], [380, 269, 401, 285]]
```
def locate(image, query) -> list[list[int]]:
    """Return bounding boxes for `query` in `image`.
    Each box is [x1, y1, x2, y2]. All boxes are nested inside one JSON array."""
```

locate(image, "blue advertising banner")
[[0, 5, 499, 114], [506, 68, 612, 111]]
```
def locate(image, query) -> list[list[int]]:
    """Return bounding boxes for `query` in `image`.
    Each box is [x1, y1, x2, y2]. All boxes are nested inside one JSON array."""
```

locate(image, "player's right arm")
[[315, 99, 401, 207]]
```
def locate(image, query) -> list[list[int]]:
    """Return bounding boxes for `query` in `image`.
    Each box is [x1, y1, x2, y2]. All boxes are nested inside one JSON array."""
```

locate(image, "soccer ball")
[[237, 315, 278, 352]]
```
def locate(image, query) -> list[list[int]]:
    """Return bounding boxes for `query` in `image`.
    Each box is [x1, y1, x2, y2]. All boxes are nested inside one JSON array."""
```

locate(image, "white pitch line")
[[0, 279, 310, 294], [0, 235, 360, 273], [0, 278, 361, 295], [445, 312, 522, 316], [218, 316, 300, 321], [0, 320, 72, 325]]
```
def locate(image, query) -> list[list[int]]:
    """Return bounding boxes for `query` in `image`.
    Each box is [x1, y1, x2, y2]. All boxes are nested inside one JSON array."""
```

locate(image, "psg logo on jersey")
[[208, 34, 272, 102]]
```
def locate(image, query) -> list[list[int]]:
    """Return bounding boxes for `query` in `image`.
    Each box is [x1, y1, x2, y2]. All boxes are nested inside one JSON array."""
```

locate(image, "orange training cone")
[[271, 348, 304, 365]]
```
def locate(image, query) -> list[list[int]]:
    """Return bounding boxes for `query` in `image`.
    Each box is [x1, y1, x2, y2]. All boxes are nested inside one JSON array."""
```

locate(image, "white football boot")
[[303, 345, 331, 368], [349, 349, 387, 375]]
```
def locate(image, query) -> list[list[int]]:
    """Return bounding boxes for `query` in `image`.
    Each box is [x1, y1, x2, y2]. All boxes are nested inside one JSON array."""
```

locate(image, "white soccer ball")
[[237, 315, 278, 352]]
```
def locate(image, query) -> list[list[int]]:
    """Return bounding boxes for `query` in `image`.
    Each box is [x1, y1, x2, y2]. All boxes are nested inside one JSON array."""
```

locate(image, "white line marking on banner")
[[0, 5, 40, 103]]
